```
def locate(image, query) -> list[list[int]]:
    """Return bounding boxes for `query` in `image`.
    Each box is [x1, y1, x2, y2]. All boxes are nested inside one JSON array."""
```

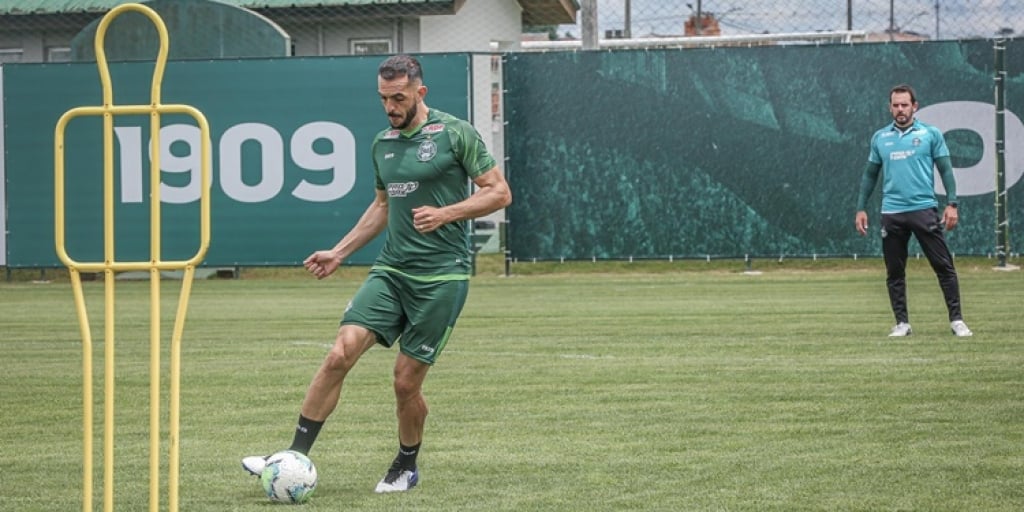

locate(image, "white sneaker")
[[241, 455, 268, 476], [888, 322, 912, 337], [374, 465, 419, 493], [950, 320, 973, 337]]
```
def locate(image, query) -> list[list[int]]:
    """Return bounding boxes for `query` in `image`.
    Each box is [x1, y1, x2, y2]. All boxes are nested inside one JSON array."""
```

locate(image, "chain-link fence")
[[0, 1, 1020, 64], [565, 0, 1022, 42]]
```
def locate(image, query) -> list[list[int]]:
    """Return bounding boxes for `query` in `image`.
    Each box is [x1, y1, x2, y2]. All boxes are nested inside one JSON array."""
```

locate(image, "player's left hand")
[[942, 205, 959, 231], [412, 206, 447, 233], [854, 211, 869, 236]]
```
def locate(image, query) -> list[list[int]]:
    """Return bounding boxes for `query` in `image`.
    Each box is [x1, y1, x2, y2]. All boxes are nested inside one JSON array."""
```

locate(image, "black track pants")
[[880, 208, 963, 324]]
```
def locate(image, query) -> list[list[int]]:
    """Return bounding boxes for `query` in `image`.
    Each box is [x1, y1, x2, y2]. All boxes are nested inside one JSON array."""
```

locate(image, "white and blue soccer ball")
[[260, 450, 318, 504]]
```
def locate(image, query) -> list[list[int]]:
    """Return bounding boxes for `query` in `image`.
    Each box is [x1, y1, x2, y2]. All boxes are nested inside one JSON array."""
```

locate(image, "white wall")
[[469, 53, 507, 228], [0, 34, 37, 62], [419, 1, 523, 52], [282, 18, 420, 56]]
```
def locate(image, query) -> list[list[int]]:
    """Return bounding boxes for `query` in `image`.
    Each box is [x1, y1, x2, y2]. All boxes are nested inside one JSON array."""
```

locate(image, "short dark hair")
[[890, 84, 917, 104], [379, 54, 423, 82]]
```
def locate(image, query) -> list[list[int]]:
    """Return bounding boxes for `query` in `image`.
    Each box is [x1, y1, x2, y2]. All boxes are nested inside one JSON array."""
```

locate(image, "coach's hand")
[[942, 205, 959, 231], [855, 211, 869, 236]]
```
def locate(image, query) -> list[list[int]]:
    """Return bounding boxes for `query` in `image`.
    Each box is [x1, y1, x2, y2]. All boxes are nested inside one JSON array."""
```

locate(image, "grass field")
[[2, 256, 1023, 511]]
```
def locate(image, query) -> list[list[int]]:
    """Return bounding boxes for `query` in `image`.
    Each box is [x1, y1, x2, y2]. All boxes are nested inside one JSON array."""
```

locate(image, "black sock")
[[396, 442, 420, 470], [288, 415, 324, 455]]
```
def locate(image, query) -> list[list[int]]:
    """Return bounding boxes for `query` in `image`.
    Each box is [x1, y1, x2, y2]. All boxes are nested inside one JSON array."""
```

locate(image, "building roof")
[[2, 0, 432, 12], [0, 0, 577, 24], [519, 0, 576, 26]]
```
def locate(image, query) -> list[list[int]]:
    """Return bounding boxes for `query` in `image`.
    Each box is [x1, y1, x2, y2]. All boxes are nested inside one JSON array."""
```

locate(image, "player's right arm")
[[855, 161, 882, 236], [305, 189, 389, 279]]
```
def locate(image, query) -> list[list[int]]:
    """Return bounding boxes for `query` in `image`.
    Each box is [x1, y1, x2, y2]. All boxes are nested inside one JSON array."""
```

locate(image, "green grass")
[[2, 257, 1023, 511]]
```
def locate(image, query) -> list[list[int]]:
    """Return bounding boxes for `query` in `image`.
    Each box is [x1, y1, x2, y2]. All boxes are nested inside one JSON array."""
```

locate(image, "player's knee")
[[322, 346, 357, 374], [392, 376, 422, 401], [322, 337, 363, 374], [394, 383, 428, 419]]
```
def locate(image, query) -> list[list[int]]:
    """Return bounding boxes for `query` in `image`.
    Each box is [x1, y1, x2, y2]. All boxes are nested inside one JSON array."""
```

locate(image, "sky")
[[560, 0, 1023, 40]]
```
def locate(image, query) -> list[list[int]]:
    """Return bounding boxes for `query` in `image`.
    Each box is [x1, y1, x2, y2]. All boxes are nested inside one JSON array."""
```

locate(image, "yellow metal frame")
[[53, 4, 211, 511]]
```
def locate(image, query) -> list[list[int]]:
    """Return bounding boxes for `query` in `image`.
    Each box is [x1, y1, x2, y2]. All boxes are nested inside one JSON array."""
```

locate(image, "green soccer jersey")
[[370, 109, 497, 277], [867, 119, 950, 213]]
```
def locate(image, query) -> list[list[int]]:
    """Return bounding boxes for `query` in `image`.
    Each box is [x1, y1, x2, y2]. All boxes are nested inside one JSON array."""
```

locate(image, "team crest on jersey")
[[422, 123, 444, 134], [382, 129, 401, 139], [387, 181, 419, 197], [912, 137, 921, 146], [417, 140, 438, 162]]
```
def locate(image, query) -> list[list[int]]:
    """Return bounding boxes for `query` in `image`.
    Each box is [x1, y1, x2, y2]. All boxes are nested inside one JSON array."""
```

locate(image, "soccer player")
[[242, 54, 512, 492], [854, 84, 971, 338]]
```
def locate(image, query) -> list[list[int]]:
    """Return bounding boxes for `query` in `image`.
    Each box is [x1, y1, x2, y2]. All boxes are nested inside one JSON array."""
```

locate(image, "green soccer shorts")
[[341, 268, 469, 365]]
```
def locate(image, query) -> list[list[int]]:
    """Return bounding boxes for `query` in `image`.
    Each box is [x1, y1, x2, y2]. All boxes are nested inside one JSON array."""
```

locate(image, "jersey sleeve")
[[930, 126, 951, 159], [448, 120, 497, 179], [370, 132, 386, 190], [867, 130, 883, 164]]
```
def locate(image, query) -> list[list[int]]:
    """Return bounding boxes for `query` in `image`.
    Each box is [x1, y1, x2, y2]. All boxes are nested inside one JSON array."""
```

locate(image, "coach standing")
[[854, 84, 972, 338]]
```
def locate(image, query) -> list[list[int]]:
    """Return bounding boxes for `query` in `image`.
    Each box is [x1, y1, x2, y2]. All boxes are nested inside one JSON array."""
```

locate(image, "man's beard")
[[893, 113, 911, 127], [391, 103, 418, 129]]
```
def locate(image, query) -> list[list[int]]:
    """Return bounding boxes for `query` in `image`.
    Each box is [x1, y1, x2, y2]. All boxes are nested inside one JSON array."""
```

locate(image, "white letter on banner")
[[158, 124, 203, 204], [220, 122, 284, 203], [917, 101, 1024, 196], [290, 122, 357, 202], [115, 126, 143, 203]]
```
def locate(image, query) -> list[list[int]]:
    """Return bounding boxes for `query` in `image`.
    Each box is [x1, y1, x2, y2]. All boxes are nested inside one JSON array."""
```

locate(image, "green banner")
[[504, 40, 1024, 259], [3, 53, 470, 267]]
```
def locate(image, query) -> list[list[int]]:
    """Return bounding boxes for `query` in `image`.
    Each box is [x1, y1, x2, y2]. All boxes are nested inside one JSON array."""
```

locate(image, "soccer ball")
[[261, 450, 318, 504]]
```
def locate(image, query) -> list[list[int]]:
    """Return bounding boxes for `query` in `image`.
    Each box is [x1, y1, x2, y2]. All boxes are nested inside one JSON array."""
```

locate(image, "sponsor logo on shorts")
[[387, 181, 419, 197], [418, 345, 435, 354]]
